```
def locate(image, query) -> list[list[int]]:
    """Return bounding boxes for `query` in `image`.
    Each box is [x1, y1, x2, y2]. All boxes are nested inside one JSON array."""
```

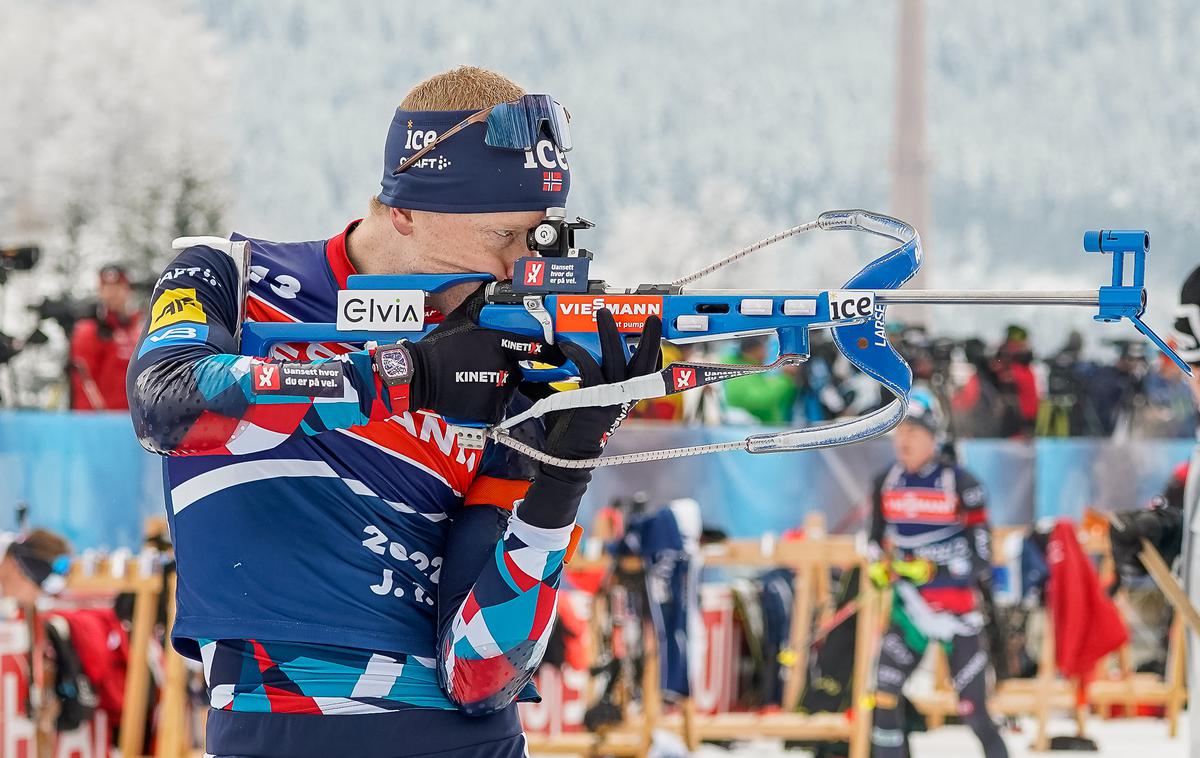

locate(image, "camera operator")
[[69, 265, 144, 411]]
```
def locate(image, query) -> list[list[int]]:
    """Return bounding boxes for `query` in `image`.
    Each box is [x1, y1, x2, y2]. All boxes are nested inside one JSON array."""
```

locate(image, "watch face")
[[379, 347, 410, 380]]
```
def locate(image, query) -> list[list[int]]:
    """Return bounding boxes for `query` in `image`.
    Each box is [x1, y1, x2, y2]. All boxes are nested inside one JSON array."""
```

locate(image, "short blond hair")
[[372, 66, 526, 214], [401, 66, 525, 111]]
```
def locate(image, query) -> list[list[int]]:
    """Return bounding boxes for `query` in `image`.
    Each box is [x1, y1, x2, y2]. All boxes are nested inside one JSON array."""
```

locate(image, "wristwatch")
[[373, 342, 414, 413]]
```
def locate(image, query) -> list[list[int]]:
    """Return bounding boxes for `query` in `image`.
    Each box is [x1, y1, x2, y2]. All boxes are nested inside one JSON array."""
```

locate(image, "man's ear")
[[391, 207, 416, 236]]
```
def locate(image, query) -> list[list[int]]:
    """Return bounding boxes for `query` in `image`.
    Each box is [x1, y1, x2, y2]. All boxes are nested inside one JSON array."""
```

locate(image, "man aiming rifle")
[[128, 66, 661, 758]]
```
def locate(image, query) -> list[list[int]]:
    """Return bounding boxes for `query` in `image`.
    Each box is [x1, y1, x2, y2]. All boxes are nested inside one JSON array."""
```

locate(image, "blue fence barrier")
[[0, 412, 1192, 548]]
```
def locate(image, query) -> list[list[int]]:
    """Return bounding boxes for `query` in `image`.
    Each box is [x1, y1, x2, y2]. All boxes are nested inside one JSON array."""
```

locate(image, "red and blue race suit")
[[867, 460, 1007, 758], [127, 221, 568, 722], [869, 460, 992, 613]]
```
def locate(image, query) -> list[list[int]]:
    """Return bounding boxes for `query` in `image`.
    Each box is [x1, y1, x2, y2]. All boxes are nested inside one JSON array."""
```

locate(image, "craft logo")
[[454, 370, 509, 386], [149, 288, 206, 331], [672, 367, 698, 391], [542, 171, 563, 192], [156, 266, 219, 288], [336, 290, 425, 332], [525, 261, 545, 286], [500, 338, 542, 355], [556, 296, 663, 333], [253, 363, 280, 391]]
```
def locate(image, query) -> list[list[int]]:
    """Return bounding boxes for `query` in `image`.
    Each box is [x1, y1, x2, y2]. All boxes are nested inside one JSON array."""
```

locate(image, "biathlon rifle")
[[212, 207, 1189, 468]]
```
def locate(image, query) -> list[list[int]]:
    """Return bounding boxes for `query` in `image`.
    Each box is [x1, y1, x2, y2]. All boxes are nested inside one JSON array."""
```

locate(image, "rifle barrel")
[[680, 288, 1100, 306]]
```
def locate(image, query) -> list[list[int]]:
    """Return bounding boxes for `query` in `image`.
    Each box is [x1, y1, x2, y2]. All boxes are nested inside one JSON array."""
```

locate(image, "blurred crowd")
[[632, 324, 1199, 439], [9, 264, 1196, 440]]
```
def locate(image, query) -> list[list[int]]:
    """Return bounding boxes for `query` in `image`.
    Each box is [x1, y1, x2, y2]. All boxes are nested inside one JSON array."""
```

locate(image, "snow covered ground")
[[530, 716, 1189, 757], [682, 717, 1188, 757]]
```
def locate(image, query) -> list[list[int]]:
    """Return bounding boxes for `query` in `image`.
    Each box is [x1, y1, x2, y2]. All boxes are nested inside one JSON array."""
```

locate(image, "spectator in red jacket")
[[992, 324, 1039, 437], [69, 265, 144, 410]]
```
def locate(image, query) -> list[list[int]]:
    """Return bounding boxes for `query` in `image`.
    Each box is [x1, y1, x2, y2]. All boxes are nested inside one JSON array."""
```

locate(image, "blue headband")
[[378, 108, 571, 213]]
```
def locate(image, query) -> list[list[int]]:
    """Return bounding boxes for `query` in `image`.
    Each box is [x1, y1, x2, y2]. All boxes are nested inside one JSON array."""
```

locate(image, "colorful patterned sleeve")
[[436, 417, 572, 715], [437, 511, 570, 715], [128, 245, 389, 456]]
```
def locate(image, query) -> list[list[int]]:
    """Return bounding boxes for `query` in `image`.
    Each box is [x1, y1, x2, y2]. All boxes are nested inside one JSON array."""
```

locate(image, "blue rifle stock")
[[236, 211, 1189, 462]]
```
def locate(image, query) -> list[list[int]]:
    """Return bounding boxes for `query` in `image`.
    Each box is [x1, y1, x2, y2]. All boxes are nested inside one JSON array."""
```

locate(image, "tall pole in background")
[[890, 0, 930, 327]]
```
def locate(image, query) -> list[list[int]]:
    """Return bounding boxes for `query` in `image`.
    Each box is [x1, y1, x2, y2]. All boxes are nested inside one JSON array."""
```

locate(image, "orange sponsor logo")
[[555, 296, 663, 333], [881, 490, 958, 523]]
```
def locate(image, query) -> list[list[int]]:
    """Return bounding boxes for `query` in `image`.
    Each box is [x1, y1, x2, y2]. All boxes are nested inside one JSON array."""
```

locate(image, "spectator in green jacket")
[[722, 337, 797, 425]]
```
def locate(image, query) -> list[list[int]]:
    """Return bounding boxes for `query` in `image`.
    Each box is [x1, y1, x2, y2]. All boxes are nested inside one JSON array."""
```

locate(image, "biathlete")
[[129, 66, 661, 758]]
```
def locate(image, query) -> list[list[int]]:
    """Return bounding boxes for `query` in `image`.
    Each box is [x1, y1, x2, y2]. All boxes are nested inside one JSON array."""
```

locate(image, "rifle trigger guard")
[[523, 296, 555, 345]]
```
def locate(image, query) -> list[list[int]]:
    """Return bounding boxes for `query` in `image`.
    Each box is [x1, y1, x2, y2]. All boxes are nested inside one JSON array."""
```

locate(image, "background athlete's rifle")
[[188, 207, 1189, 467]]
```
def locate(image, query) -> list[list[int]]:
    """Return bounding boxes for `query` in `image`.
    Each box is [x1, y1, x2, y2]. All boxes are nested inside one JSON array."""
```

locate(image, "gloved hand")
[[542, 309, 663, 463], [517, 309, 663, 529], [868, 557, 936, 588], [868, 560, 893, 589], [404, 289, 559, 424], [894, 557, 936, 585]]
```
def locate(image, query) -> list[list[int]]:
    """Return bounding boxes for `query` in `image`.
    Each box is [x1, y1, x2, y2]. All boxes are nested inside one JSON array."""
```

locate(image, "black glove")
[[405, 289, 558, 424], [517, 310, 663, 529]]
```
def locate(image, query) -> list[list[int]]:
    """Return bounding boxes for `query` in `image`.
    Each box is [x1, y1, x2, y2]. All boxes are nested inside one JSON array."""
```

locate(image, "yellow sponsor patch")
[[149, 288, 206, 331]]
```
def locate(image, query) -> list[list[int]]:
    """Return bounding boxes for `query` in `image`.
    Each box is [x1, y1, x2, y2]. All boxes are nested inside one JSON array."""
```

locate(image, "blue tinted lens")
[[484, 95, 572, 152]]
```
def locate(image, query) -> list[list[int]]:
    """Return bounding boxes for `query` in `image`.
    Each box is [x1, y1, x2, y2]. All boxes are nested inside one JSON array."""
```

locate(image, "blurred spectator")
[[1082, 341, 1147, 437], [950, 338, 1002, 438], [793, 335, 856, 423], [991, 324, 1039, 437], [644, 322, 1191, 438], [69, 265, 145, 411], [722, 337, 796, 424], [1037, 331, 1099, 436], [1139, 343, 1195, 438], [0, 529, 71, 606]]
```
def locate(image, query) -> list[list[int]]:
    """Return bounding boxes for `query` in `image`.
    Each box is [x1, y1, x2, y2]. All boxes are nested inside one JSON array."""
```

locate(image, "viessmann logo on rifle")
[[336, 290, 425, 331], [555, 296, 663, 333]]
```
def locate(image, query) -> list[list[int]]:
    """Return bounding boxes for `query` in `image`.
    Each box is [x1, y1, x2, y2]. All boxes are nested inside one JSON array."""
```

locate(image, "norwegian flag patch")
[[542, 171, 563, 192]]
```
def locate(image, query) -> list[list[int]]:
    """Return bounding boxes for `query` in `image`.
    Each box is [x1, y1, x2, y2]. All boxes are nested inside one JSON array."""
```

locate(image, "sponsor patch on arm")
[[250, 362, 347, 397]]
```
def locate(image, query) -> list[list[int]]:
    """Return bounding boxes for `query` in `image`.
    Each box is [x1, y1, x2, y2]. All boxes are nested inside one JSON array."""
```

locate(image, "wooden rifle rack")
[[908, 524, 1187, 751], [44, 518, 195, 758], [526, 513, 879, 758]]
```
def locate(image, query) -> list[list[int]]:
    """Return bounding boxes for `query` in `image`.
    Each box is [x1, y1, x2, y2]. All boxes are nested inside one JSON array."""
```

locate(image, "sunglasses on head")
[[392, 94, 572, 176]]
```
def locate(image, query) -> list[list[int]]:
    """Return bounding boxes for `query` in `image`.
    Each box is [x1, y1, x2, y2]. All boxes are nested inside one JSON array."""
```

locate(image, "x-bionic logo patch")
[[671, 366, 698, 390], [253, 363, 280, 390]]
